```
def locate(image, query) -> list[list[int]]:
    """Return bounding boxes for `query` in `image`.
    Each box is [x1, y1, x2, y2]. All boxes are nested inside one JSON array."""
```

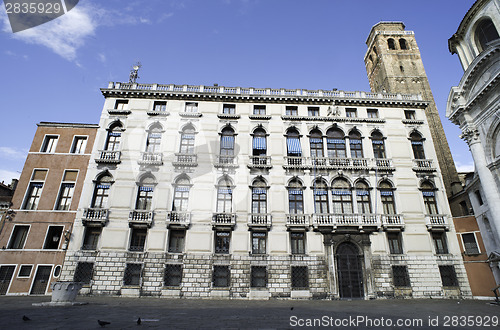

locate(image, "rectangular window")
[[432, 232, 448, 254], [387, 232, 403, 254], [439, 265, 459, 287], [18, 265, 33, 278], [367, 109, 378, 118], [74, 262, 94, 284], [290, 232, 306, 254], [404, 110, 416, 120], [462, 233, 480, 255], [41, 135, 58, 153], [115, 100, 128, 110], [213, 265, 230, 287], [164, 264, 182, 287], [345, 108, 357, 118], [153, 101, 167, 111], [253, 105, 266, 115], [123, 264, 142, 286], [392, 265, 411, 287], [70, 136, 88, 154], [43, 226, 63, 249], [285, 106, 298, 116], [129, 228, 147, 252], [291, 266, 309, 289], [23, 169, 48, 210], [308, 107, 319, 117], [185, 102, 198, 113], [7, 225, 29, 249], [55, 170, 78, 211], [251, 266, 267, 288], [82, 227, 102, 250], [215, 231, 230, 254], [168, 229, 186, 253], [222, 104, 235, 114], [251, 231, 267, 254]]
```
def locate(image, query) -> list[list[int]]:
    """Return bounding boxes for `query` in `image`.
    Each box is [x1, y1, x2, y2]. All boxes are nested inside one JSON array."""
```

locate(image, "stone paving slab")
[[0, 296, 498, 329]]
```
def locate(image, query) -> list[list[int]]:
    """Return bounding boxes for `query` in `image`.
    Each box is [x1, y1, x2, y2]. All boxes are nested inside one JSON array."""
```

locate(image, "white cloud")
[[98, 53, 106, 63], [0, 169, 20, 184], [0, 147, 28, 160]]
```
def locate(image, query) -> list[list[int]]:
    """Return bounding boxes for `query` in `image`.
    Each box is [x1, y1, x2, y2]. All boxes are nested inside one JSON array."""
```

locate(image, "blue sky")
[[0, 0, 475, 183]]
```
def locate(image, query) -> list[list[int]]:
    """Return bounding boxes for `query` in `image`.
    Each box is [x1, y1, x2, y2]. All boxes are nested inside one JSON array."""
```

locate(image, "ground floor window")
[[164, 264, 182, 287], [213, 265, 230, 287], [251, 266, 267, 288], [291, 266, 309, 289], [392, 265, 410, 287], [123, 264, 142, 286], [74, 262, 94, 284], [439, 265, 459, 287]]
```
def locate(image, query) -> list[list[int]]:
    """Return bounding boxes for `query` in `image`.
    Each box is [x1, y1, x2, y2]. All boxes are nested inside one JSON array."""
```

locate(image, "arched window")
[[216, 177, 233, 213], [349, 130, 363, 158], [355, 181, 371, 214], [145, 124, 162, 153], [410, 131, 425, 159], [388, 38, 396, 50], [91, 174, 113, 208], [371, 131, 386, 158], [220, 127, 235, 156], [475, 18, 500, 52], [309, 129, 324, 158], [251, 178, 267, 214], [286, 128, 302, 157], [288, 179, 304, 214], [179, 125, 196, 154], [379, 181, 395, 215], [172, 177, 190, 212], [252, 128, 267, 157], [135, 176, 155, 210], [399, 38, 408, 50], [105, 123, 123, 151], [313, 180, 329, 213], [421, 181, 438, 215], [332, 178, 352, 214], [327, 128, 346, 158]]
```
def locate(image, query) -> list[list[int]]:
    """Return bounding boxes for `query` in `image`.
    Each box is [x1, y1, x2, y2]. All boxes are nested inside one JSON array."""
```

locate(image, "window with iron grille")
[[290, 232, 305, 255], [462, 233, 480, 255], [291, 266, 309, 289], [308, 107, 319, 117], [43, 226, 63, 249], [7, 225, 29, 249], [74, 262, 94, 284], [392, 265, 410, 287], [253, 105, 266, 115], [439, 265, 459, 287], [215, 231, 230, 254], [404, 110, 416, 120], [213, 265, 230, 287], [164, 264, 182, 287], [82, 227, 101, 250], [387, 232, 403, 254], [285, 106, 298, 116], [432, 232, 448, 254], [129, 228, 147, 252], [251, 266, 267, 288], [251, 231, 266, 254], [124, 264, 142, 286], [168, 229, 185, 253]]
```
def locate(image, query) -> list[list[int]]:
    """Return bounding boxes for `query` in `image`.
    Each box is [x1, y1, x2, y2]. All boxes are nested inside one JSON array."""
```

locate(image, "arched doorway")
[[336, 242, 364, 299]]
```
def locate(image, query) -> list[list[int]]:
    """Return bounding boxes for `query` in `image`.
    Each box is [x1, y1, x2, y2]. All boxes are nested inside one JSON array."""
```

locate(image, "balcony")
[[212, 213, 236, 228], [217, 113, 240, 119], [425, 214, 450, 231], [214, 155, 238, 168], [283, 157, 392, 171], [412, 159, 436, 172], [248, 156, 272, 169], [248, 213, 272, 228], [82, 208, 108, 226], [312, 213, 380, 231], [381, 214, 405, 230], [374, 158, 394, 171], [283, 156, 308, 170], [95, 150, 121, 164], [286, 214, 310, 228], [146, 109, 169, 116], [138, 152, 163, 166], [128, 210, 154, 228], [107, 108, 131, 115], [166, 211, 191, 228], [173, 153, 198, 167]]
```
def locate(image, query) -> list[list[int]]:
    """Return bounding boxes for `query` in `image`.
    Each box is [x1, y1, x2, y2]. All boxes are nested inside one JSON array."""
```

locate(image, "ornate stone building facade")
[[447, 0, 500, 284]]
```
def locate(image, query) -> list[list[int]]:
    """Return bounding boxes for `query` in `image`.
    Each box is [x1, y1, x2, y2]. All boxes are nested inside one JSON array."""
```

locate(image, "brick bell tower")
[[364, 22, 462, 198]]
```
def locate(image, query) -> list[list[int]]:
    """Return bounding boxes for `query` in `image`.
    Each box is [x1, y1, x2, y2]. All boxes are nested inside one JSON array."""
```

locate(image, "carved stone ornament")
[[460, 127, 480, 145]]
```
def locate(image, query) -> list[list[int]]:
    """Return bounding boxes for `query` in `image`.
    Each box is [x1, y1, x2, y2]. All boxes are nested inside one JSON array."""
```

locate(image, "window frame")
[[212, 265, 230, 288], [250, 266, 267, 288], [17, 265, 33, 278], [129, 228, 147, 252], [82, 226, 102, 251], [164, 264, 183, 287], [40, 135, 59, 153], [70, 136, 88, 154], [43, 225, 64, 249], [73, 262, 94, 285], [290, 232, 306, 255], [291, 266, 309, 289], [168, 229, 186, 253], [432, 232, 449, 255], [253, 105, 266, 115], [7, 225, 30, 249], [387, 232, 403, 254], [285, 106, 298, 116], [345, 108, 357, 118], [438, 265, 459, 287], [461, 232, 480, 255], [392, 265, 411, 287], [123, 263, 142, 286], [214, 230, 231, 254], [251, 231, 267, 255]]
